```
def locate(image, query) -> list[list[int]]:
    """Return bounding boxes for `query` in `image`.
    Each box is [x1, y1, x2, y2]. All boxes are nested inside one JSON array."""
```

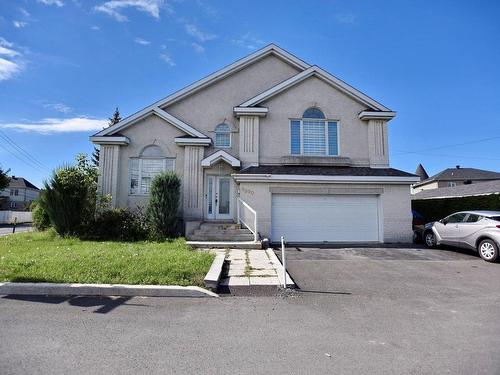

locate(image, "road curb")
[[0, 282, 219, 298], [204, 252, 226, 291]]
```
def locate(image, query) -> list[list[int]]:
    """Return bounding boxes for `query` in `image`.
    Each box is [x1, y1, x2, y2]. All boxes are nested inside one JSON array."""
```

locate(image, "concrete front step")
[[189, 234, 254, 241], [187, 241, 262, 249], [193, 229, 252, 235], [199, 223, 241, 230]]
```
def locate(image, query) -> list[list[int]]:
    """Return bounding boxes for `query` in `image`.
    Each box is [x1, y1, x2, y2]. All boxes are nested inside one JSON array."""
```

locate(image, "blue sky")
[[0, 0, 499, 188]]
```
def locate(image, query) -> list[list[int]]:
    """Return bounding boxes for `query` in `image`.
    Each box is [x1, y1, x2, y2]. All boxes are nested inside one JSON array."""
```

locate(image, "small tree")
[[40, 154, 98, 235], [92, 108, 121, 167], [0, 166, 10, 191], [147, 172, 181, 239]]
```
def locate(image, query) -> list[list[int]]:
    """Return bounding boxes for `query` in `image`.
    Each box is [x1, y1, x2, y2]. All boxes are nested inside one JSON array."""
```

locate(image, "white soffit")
[[201, 150, 241, 168]]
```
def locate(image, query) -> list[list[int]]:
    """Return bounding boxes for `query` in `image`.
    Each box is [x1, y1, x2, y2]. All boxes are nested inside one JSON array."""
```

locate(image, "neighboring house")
[[412, 179, 500, 201], [91, 44, 418, 244], [0, 176, 40, 211], [412, 166, 500, 193]]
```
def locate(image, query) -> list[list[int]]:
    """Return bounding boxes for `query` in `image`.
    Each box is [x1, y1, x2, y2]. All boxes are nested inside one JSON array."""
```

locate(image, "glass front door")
[[206, 176, 232, 220]]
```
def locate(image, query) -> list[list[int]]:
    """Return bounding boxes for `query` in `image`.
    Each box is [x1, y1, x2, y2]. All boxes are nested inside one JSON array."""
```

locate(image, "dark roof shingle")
[[239, 165, 416, 177], [412, 179, 500, 200], [414, 167, 500, 187]]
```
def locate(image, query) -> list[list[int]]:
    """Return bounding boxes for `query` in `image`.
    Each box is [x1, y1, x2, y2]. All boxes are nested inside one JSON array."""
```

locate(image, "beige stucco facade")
[[92, 45, 417, 243]]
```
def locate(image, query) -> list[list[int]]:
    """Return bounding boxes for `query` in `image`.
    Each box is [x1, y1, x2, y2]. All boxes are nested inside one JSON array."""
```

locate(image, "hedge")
[[412, 194, 500, 222]]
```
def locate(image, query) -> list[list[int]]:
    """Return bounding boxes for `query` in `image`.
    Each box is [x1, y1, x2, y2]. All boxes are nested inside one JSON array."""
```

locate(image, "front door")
[[205, 176, 232, 220]]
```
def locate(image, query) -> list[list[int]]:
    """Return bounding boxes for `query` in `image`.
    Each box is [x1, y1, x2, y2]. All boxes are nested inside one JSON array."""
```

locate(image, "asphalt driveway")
[[1, 245, 499, 374]]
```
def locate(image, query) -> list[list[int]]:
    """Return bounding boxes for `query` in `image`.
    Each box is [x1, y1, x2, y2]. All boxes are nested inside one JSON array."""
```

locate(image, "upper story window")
[[290, 108, 338, 156], [447, 181, 457, 187], [214, 123, 231, 148], [129, 145, 175, 195]]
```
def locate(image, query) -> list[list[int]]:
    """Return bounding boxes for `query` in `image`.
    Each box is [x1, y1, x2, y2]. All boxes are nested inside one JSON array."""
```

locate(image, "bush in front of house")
[[80, 208, 149, 241], [40, 154, 98, 236], [147, 172, 181, 239], [31, 199, 51, 231]]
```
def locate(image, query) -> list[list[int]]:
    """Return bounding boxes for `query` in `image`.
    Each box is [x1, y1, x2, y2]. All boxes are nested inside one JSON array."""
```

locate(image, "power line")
[[391, 150, 500, 161], [0, 130, 51, 172], [393, 136, 500, 155], [0, 141, 47, 173]]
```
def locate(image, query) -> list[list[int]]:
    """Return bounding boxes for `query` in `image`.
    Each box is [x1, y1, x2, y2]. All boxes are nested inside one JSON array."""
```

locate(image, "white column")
[[99, 145, 120, 207], [238, 115, 259, 168], [182, 145, 204, 220], [367, 119, 389, 168]]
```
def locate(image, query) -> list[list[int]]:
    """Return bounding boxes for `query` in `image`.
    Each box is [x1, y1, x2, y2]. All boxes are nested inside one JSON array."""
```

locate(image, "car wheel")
[[477, 239, 499, 263], [424, 231, 436, 248]]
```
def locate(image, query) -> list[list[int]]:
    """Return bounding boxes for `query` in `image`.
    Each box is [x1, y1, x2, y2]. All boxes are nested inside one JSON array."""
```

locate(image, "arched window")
[[129, 145, 175, 195], [214, 123, 231, 148], [290, 107, 338, 156], [140, 145, 164, 157], [303, 107, 325, 119]]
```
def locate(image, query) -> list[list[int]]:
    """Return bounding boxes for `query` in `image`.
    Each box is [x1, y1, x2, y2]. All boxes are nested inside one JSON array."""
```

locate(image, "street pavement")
[[1, 246, 499, 374]]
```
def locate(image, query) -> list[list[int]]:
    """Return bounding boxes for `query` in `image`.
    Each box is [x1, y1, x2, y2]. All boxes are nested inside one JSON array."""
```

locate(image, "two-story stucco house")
[[91, 44, 418, 246]]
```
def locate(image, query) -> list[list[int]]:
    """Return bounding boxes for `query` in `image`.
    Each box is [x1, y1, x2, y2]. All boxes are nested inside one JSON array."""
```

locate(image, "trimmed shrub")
[[39, 154, 98, 236], [147, 172, 181, 239], [31, 199, 51, 231], [81, 208, 149, 241], [412, 194, 500, 222]]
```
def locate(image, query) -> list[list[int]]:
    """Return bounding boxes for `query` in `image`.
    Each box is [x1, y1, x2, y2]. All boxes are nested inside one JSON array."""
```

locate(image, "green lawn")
[[0, 231, 214, 287]]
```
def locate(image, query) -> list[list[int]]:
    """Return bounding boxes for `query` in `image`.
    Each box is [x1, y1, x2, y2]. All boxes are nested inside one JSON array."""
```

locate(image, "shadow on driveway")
[[1, 295, 147, 314]]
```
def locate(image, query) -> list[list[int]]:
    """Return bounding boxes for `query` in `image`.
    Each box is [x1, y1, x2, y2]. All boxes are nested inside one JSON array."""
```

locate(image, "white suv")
[[423, 211, 500, 262]]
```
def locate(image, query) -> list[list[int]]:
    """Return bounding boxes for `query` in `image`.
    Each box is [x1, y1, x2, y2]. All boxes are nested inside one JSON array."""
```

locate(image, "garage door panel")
[[271, 194, 379, 242]]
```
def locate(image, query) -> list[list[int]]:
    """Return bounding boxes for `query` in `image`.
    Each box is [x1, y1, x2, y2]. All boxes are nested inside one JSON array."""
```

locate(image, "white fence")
[[0, 211, 33, 224]]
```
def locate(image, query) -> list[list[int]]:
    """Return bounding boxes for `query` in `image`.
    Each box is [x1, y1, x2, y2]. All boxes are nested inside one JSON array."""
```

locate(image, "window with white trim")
[[214, 123, 231, 148], [290, 108, 338, 156], [129, 145, 175, 195]]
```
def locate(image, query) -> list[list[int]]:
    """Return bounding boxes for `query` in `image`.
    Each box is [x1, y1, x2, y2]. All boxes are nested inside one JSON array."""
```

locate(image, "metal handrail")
[[237, 197, 258, 242]]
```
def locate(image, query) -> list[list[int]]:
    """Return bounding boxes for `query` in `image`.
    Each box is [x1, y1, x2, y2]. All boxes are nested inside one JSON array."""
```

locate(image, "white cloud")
[[0, 58, 21, 81], [13, 21, 28, 28], [159, 52, 175, 66], [43, 102, 73, 113], [95, 0, 166, 22], [37, 0, 64, 6], [231, 33, 265, 50], [19, 8, 31, 17], [0, 117, 107, 134], [0, 38, 23, 81], [90, 25, 100, 31], [184, 23, 216, 42], [191, 42, 204, 54], [134, 37, 151, 45]]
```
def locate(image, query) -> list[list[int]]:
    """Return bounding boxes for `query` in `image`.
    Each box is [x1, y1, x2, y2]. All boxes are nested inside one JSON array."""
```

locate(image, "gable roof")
[[414, 167, 500, 188], [92, 43, 394, 141], [201, 150, 241, 168], [412, 179, 500, 200], [415, 164, 429, 181], [239, 65, 391, 112], [8, 176, 39, 190], [92, 44, 309, 139], [92, 107, 208, 138]]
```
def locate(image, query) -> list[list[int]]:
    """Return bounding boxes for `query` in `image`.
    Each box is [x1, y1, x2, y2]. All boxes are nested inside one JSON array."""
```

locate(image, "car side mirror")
[[440, 219, 447, 225]]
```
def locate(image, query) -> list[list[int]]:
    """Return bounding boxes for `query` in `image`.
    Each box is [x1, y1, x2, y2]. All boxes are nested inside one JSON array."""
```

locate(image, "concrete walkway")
[[219, 249, 281, 287]]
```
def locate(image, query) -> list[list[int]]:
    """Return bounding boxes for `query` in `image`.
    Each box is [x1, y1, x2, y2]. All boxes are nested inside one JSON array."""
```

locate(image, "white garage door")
[[271, 194, 380, 243]]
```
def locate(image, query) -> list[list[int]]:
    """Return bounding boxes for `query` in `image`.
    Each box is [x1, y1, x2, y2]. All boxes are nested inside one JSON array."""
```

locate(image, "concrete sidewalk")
[[220, 249, 280, 287]]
